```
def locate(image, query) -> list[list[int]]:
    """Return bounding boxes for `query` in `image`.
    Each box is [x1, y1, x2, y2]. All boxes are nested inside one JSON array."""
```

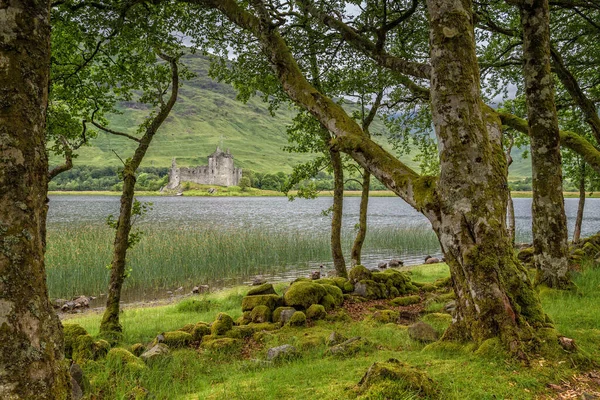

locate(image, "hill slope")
[[55, 53, 531, 178]]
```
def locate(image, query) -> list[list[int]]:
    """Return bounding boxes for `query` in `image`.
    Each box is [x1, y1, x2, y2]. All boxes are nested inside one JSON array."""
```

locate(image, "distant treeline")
[[50, 166, 542, 192]]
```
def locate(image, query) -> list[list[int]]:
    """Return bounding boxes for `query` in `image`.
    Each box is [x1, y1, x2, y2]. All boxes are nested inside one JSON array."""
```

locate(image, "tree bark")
[[329, 148, 347, 277], [0, 1, 71, 398], [99, 55, 179, 339], [520, 0, 572, 289], [351, 170, 370, 266], [573, 164, 586, 243], [506, 136, 516, 246]]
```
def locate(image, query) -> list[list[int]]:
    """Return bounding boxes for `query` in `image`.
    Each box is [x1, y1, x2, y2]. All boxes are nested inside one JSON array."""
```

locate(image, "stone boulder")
[[211, 313, 234, 336], [390, 295, 421, 306], [408, 321, 439, 343], [388, 259, 403, 267], [348, 265, 373, 283], [356, 358, 438, 399], [283, 281, 326, 309], [273, 307, 296, 324], [306, 304, 327, 320], [250, 305, 272, 323], [140, 343, 170, 364], [267, 344, 299, 361], [326, 331, 348, 347], [247, 283, 276, 296], [288, 311, 307, 327], [326, 337, 371, 357], [241, 294, 281, 312]]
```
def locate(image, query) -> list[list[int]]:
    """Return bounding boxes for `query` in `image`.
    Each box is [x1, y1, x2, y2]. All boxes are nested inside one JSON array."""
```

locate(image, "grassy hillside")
[[54, 53, 531, 178]]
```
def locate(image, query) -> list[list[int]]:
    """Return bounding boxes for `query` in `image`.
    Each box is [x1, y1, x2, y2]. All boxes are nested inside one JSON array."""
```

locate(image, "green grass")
[[64, 262, 600, 400], [46, 225, 440, 299]]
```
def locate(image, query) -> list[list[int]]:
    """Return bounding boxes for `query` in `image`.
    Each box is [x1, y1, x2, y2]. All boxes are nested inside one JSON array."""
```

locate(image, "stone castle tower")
[[166, 147, 242, 189]]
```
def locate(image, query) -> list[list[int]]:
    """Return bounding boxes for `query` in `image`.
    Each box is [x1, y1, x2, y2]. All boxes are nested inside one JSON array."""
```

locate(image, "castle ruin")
[[166, 147, 242, 189]]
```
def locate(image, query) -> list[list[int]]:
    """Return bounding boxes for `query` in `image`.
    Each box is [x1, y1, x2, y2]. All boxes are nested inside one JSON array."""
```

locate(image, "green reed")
[[45, 224, 440, 299]]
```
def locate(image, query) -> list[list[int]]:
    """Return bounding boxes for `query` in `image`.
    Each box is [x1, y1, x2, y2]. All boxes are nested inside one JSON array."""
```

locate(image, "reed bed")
[[45, 223, 440, 299]]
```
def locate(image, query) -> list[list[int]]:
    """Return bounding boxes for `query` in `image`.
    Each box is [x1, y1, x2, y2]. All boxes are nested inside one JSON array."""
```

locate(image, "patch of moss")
[[348, 265, 373, 283], [367, 310, 399, 324], [63, 323, 88, 359], [192, 322, 211, 341], [391, 295, 421, 306], [283, 281, 327, 309], [474, 338, 507, 359], [247, 322, 279, 332], [250, 305, 272, 323], [228, 325, 255, 339], [332, 277, 354, 293], [161, 331, 192, 348], [320, 294, 336, 311], [247, 283, 276, 296], [288, 311, 307, 327], [241, 294, 281, 311], [178, 323, 195, 333], [211, 313, 234, 336], [356, 358, 439, 399], [200, 337, 243, 352], [130, 343, 145, 357], [106, 348, 147, 374], [321, 284, 344, 307], [306, 304, 327, 320]]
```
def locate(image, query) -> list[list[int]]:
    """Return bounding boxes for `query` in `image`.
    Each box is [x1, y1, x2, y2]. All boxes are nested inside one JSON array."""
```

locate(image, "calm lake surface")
[[48, 195, 600, 241], [46, 195, 600, 301]]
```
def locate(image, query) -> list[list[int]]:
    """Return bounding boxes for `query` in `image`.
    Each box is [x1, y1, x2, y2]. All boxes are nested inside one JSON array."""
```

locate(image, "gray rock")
[[408, 321, 439, 343], [311, 270, 321, 280], [70, 363, 86, 393], [279, 309, 296, 325], [71, 376, 83, 400], [52, 298, 69, 309], [326, 331, 348, 347], [252, 276, 267, 286], [388, 259, 403, 267], [425, 257, 440, 264], [267, 344, 299, 361], [353, 282, 368, 297], [192, 284, 209, 294], [377, 262, 388, 269], [140, 343, 170, 363]]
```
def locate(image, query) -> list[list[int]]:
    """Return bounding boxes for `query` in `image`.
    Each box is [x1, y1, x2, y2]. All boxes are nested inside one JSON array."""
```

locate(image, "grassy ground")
[[65, 262, 600, 400]]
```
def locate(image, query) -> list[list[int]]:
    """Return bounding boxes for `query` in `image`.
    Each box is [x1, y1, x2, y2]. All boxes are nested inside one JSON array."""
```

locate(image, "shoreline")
[[48, 189, 600, 198]]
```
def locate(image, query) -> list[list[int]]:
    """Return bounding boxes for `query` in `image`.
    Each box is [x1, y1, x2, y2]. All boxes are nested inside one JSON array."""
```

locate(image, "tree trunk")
[[330, 148, 347, 277], [99, 56, 179, 339], [573, 165, 586, 243], [425, 0, 549, 350], [351, 170, 370, 266], [0, 1, 71, 398], [520, 0, 572, 289]]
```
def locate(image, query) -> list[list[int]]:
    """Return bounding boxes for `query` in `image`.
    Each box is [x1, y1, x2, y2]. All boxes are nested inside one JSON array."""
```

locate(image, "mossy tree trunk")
[[351, 170, 370, 266], [329, 147, 347, 277], [520, 0, 572, 289], [0, 1, 71, 398], [573, 165, 586, 243], [198, 0, 554, 353], [505, 135, 516, 246], [99, 55, 179, 339]]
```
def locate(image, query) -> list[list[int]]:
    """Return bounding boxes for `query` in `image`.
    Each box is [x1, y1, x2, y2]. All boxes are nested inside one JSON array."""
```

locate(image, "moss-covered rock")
[[72, 334, 94, 363], [228, 325, 255, 339], [250, 305, 272, 323], [408, 321, 439, 343], [241, 294, 281, 312], [321, 284, 344, 307], [247, 322, 279, 332], [161, 331, 192, 348], [200, 337, 243, 352], [178, 323, 195, 334], [367, 310, 399, 324], [211, 313, 234, 336], [272, 306, 296, 323], [288, 311, 307, 327], [130, 343, 146, 357], [236, 311, 252, 326], [433, 276, 452, 289], [63, 323, 88, 359], [247, 283, 277, 296], [314, 278, 336, 286], [325, 309, 352, 322], [348, 265, 373, 283], [306, 304, 327, 320], [106, 348, 147, 374], [283, 281, 327, 309], [331, 277, 355, 293], [320, 294, 336, 311], [190, 322, 211, 342], [356, 358, 438, 399], [326, 337, 372, 357], [389, 286, 400, 298], [354, 280, 387, 299], [391, 295, 421, 306]]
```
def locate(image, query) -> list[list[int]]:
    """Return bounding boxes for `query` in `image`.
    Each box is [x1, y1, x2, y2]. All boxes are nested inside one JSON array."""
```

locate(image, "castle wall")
[[166, 147, 242, 189]]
